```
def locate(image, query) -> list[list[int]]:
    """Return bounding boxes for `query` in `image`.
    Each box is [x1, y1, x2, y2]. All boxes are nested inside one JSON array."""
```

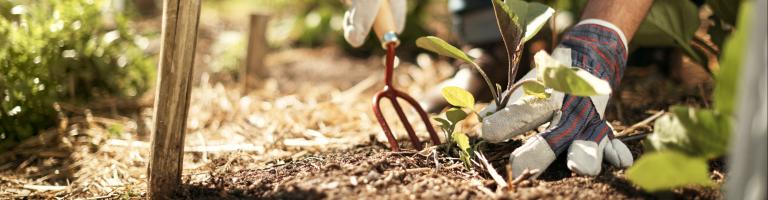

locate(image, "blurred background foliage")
[[0, 0, 743, 151], [0, 0, 155, 149]]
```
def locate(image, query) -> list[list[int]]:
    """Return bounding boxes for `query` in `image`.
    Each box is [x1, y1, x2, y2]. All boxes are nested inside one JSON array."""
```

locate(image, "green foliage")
[[647, 106, 730, 158], [633, 0, 701, 62], [626, 151, 713, 192], [0, 0, 154, 148], [451, 131, 472, 168], [714, 1, 751, 117], [441, 86, 476, 110], [520, 81, 548, 99], [416, 36, 475, 65], [627, 1, 753, 192], [533, 51, 611, 96], [494, 0, 554, 43]]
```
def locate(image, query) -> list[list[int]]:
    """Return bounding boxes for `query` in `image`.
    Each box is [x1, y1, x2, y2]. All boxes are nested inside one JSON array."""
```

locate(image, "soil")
[[180, 142, 723, 200]]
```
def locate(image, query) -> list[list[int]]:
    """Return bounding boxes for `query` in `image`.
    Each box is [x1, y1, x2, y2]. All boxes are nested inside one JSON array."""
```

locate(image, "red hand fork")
[[370, 0, 440, 151]]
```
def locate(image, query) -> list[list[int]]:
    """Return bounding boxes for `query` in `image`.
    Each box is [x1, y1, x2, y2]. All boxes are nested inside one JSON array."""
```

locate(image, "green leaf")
[[433, 117, 452, 133], [441, 86, 475, 109], [452, 131, 472, 168], [504, 0, 555, 42], [520, 80, 549, 99], [648, 106, 730, 158], [669, 106, 730, 158], [534, 51, 611, 96], [416, 36, 474, 64], [633, 0, 701, 62], [714, 1, 751, 117], [647, 113, 692, 152], [446, 108, 468, 125], [626, 151, 713, 192]]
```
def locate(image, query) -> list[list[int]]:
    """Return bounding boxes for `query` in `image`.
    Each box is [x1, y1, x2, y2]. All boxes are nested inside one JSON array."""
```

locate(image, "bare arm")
[[581, 0, 654, 41]]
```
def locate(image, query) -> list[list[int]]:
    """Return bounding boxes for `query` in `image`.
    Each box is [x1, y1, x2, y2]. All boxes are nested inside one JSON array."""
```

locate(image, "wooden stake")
[[148, 0, 201, 199], [244, 13, 270, 90]]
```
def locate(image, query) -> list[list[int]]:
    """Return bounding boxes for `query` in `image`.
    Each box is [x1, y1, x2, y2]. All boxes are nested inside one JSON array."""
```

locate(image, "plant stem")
[[469, 62, 501, 108], [497, 79, 540, 111]]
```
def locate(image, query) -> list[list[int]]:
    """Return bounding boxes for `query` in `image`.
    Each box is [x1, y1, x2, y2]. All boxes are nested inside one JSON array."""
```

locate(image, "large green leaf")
[[714, 1, 751, 117], [503, 0, 554, 42], [416, 36, 474, 64], [633, 0, 701, 62], [626, 151, 713, 192], [534, 51, 611, 96], [647, 113, 692, 153], [648, 106, 730, 158], [441, 86, 475, 110], [520, 80, 549, 99], [670, 106, 730, 158], [452, 131, 472, 168]]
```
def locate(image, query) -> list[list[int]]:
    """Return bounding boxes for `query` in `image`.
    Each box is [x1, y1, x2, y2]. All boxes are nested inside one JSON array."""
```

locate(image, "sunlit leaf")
[[416, 36, 474, 64], [452, 131, 472, 168], [669, 106, 730, 158], [648, 106, 730, 158], [446, 108, 468, 125], [626, 151, 713, 192], [441, 86, 475, 109], [714, 1, 751, 117], [503, 0, 555, 42], [520, 80, 549, 99], [633, 0, 701, 62], [534, 51, 611, 96]]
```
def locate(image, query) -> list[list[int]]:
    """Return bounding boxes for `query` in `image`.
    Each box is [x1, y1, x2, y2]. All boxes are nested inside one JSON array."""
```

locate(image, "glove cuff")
[[576, 19, 629, 52]]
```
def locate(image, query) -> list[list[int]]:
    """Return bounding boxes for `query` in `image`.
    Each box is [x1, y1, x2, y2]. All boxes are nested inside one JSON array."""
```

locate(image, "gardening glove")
[[480, 20, 634, 178], [342, 0, 406, 47]]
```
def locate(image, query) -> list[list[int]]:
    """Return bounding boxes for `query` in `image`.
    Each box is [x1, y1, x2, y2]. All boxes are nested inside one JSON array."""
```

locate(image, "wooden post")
[[243, 13, 270, 90], [148, 0, 201, 199]]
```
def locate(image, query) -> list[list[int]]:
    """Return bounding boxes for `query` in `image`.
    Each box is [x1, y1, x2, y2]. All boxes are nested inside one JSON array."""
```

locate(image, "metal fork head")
[[371, 42, 440, 151]]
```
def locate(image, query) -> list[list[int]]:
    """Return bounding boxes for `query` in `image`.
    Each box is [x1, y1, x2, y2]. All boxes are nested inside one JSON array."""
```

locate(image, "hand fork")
[[372, 41, 441, 151], [369, 0, 439, 151]]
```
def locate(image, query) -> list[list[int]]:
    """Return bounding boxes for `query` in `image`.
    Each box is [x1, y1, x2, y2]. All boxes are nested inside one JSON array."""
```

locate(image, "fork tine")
[[388, 96, 423, 150], [395, 91, 441, 145], [372, 92, 400, 151]]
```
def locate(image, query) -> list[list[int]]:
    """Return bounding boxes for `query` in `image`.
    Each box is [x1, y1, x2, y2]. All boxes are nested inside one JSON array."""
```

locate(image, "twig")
[[617, 111, 665, 137], [507, 168, 539, 192], [475, 151, 507, 188], [22, 184, 67, 191]]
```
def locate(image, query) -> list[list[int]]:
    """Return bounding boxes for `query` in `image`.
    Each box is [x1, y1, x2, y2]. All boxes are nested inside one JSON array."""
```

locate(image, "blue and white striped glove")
[[480, 20, 634, 178]]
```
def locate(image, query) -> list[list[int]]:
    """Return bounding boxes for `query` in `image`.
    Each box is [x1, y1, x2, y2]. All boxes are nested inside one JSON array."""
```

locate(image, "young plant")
[[433, 86, 476, 169], [417, 0, 611, 114]]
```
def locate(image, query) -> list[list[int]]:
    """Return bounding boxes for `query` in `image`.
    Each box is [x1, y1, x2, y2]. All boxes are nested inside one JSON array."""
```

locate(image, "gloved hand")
[[480, 20, 634, 178], [342, 0, 406, 47]]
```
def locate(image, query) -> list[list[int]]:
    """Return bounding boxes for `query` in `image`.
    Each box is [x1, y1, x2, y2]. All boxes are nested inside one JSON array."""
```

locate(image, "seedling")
[[417, 0, 611, 115], [424, 0, 613, 169]]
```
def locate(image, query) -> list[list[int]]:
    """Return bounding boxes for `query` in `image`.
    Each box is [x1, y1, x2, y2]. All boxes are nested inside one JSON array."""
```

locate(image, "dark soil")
[[180, 140, 722, 200]]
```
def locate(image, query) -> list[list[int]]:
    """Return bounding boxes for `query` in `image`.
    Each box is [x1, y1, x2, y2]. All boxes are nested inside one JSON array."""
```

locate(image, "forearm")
[[580, 0, 654, 41]]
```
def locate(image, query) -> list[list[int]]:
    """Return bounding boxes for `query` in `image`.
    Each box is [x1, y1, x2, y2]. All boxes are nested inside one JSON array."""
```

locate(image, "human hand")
[[342, 0, 405, 47], [480, 20, 634, 178]]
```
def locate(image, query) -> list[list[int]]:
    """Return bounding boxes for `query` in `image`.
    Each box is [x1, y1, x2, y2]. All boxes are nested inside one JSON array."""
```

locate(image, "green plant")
[[426, 0, 612, 169], [625, 1, 753, 192], [0, 0, 155, 149], [418, 0, 610, 112]]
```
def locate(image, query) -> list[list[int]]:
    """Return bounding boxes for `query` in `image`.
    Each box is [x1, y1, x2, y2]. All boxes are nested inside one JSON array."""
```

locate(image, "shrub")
[[0, 0, 155, 149]]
